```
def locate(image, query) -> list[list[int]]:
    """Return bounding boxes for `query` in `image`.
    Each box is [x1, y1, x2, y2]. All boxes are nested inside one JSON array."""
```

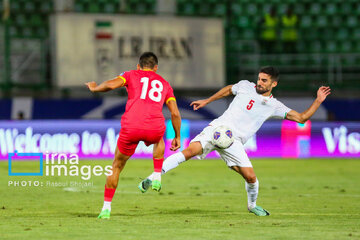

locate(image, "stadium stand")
[[176, 0, 360, 92], [0, 0, 359, 93]]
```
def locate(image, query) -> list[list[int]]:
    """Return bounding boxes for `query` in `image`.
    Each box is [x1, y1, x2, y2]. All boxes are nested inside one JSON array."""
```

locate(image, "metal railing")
[[0, 22, 48, 91], [0, 24, 4, 86], [228, 51, 360, 91]]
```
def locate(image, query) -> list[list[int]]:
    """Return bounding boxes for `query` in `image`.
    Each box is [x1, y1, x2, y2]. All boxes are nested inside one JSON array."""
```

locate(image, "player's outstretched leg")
[[139, 142, 202, 193], [138, 178, 152, 193], [98, 147, 131, 219]]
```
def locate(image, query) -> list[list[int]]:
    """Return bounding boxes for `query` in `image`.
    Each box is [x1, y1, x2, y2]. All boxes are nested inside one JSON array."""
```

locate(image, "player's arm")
[[286, 86, 331, 124], [190, 85, 233, 111], [85, 76, 125, 92], [166, 99, 181, 151]]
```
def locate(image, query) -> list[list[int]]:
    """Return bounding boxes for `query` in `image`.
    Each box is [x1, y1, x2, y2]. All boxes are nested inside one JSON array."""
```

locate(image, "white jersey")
[[210, 80, 291, 144]]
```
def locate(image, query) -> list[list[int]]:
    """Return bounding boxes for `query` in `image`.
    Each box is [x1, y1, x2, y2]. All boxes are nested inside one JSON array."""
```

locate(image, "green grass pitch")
[[1, 159, 360, 240]]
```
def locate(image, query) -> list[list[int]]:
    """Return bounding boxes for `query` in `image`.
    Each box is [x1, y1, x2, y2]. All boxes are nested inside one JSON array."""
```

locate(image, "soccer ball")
[[211, 125, 234, 149]]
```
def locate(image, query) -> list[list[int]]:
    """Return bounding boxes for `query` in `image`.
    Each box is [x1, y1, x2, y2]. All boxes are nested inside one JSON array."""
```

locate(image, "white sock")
[[146, 152, 186, 181], [162, 152, 186, 174], [102, 201, 111, 211], [152, 172, 161, 181], [245, 179, 259, 209], [147, 172, 156, 181]]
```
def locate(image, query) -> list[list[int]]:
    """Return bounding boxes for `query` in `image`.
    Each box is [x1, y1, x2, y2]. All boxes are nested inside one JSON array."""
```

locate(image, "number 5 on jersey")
[[247, 100, 255, 110], [140, 77, 163, 102]]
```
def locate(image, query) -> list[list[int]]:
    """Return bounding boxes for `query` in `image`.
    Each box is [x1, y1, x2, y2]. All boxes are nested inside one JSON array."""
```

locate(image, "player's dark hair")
[[259, 66, 279, 82], [139, 52, 158, 69]]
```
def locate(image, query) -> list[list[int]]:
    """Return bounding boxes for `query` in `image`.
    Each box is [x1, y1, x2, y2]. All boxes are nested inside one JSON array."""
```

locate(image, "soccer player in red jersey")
[[86, 52, 182, 219]]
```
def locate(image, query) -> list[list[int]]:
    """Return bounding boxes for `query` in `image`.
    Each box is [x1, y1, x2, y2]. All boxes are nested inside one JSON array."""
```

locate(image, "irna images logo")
[[8, 151, 112, 180]]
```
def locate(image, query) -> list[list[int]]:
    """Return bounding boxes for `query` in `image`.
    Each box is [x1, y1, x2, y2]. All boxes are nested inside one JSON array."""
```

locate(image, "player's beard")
[[255, 85, 270, 94]]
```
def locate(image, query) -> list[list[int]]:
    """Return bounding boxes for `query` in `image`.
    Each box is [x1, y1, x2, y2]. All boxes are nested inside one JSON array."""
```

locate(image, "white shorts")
[[190, 125, 252, 168]]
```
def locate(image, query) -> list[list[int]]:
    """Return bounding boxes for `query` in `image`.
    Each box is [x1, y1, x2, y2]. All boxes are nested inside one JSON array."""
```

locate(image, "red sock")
[[104, 185, 116, 202], [153, 158, 164, 172]]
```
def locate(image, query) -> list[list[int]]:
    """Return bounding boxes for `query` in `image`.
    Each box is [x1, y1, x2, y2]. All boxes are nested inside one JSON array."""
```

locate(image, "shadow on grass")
[[71, 213, 99, 218], [160, 209, 216, 215], [70, 208, 231, 218]]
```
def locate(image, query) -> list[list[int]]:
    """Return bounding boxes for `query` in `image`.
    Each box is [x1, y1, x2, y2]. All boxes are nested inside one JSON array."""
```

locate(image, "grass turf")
[[0, 158, 359, 240]]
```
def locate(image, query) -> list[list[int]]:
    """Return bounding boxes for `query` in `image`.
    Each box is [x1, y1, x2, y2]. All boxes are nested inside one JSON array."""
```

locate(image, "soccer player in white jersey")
[[139, 66, 331, 216]]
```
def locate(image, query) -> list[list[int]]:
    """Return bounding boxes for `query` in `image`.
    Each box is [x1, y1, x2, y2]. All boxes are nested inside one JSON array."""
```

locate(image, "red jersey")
[[116, 70, 175, 131]]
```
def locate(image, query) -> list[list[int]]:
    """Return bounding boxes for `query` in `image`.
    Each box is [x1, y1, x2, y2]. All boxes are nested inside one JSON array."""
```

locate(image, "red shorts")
[[117, 128, 165, 156]]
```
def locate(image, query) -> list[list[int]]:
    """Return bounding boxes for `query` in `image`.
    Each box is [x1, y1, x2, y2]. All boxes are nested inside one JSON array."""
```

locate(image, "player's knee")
[[245, 175, 257, 183], [183, 142, 202, 159], [183, 148, 198, 159]]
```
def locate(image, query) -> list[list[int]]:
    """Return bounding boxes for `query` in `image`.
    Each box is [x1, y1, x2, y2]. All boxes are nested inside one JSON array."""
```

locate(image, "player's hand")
[[190, 99, 209, 111], [85, 82, 98, 92], [170, 137, 181, 151], [316, 86, 331, 103]]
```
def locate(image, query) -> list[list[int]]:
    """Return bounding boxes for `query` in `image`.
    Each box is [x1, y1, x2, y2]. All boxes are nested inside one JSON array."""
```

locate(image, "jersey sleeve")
[[231, 80, 253, 95], [165, 84, 176, 104], [272, 100, 292, 119], [115, 71, 130, 86]]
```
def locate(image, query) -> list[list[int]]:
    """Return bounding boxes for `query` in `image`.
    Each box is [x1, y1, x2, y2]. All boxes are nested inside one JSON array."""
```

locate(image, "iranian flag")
[[95, 21, 113, 39]]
